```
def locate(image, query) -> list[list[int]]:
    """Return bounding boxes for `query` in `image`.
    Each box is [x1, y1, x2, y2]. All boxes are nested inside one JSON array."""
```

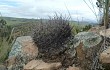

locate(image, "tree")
[[96, 0, 103, 8], [96, 0, 109, 28]]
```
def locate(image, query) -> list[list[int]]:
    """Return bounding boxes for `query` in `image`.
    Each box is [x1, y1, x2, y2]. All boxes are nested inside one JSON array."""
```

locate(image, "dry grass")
[[0, 37, 11, 63]]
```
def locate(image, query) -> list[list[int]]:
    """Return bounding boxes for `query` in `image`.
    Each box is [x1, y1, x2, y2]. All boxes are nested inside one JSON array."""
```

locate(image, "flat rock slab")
[[24, 60, 62, 70]]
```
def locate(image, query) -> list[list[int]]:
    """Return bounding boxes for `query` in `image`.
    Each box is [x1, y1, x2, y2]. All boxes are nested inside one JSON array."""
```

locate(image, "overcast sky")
[[0, 0, 99, 22]]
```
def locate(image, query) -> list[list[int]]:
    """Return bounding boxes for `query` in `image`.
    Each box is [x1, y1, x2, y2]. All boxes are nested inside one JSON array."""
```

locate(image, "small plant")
[[0, 17, 15, 63]]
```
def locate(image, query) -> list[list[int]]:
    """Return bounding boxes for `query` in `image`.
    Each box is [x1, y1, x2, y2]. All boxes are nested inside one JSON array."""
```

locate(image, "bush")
[[83, 24, 92, 31], [32, 15, 72, 61]]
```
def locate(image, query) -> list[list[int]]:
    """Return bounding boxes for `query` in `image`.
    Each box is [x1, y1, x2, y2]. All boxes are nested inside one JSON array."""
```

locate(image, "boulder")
[[88, 26, 104, 34], [7, 36, 38, 70], [100, 28, 110, 37], [0, 65, 7, 70], [67, 32, 103, 70], [100, 47, 110, 63], [9, 36, 38, 58], [24, 60, 62, 70], [62, 32, 102, 68], [73, 32, 102, 48]]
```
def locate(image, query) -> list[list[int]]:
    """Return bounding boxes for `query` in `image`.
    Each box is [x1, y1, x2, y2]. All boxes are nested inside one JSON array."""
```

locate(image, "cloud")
[[0, 0, 98, 22]]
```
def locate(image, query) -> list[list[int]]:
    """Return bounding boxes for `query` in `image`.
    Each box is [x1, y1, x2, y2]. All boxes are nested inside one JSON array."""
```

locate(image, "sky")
[[0, 0, 99, 22]]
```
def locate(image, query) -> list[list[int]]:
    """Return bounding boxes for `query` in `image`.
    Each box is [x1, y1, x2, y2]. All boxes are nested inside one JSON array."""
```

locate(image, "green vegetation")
[[0, 38, 11, 63], [0, 18, 11, 63], [0, 17, 38, 26], [70, 21, 92, 35]]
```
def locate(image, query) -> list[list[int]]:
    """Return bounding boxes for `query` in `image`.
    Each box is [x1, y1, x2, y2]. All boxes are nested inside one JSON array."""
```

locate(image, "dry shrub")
[[32, 14, 72, 62]]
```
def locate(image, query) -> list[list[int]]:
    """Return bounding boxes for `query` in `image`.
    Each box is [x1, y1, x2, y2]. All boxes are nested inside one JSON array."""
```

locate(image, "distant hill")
[[0, 17, 38, 26], [0, 16, 96, 26]]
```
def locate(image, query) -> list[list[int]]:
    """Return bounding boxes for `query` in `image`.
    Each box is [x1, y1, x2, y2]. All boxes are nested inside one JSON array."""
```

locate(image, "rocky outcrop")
[[6, 36, 38, 70], [24, 60, 62, 70], [5, 32, 106, 70], [69, 32, 103, 70]]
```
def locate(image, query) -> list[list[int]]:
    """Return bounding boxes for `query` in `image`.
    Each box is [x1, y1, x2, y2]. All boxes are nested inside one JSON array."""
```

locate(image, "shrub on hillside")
[[83, 24, 92, 31], [32, 15, 73, 60]]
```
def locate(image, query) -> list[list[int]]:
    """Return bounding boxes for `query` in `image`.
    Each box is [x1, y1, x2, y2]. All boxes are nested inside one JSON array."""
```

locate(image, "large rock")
[[66, 32, 103, 70], [24, 60, 62, 70], [9, 36, 38, 58], [88, 26, 104, 34], [7, 36, 38, 70], [57, 32, 103, 69], [100, 47, 110, 63], [89, 26, 110, 37], [100, 28, 110, 37], [73, 32, 102, 48]]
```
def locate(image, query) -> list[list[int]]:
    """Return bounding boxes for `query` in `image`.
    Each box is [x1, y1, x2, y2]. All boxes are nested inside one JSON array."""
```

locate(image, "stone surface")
[[88, 26, 104, 34], [7, 36, 38, 70], [100, 47, 110, 63], [73, 32, 102, 48], [5, 56, 16, 67], [9, 36, 38, 58], [0, 65, 7, 70], [67, 32, 103, 70], [24, 60, 62, 70], [66, 66, 80, 70], [60, 32, 102, 68], [76, 42, 85, 62], [100, 28, 110, 37]]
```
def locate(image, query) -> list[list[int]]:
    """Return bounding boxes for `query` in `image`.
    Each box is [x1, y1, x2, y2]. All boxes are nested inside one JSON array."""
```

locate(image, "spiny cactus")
[[32, 15, 72, 62]]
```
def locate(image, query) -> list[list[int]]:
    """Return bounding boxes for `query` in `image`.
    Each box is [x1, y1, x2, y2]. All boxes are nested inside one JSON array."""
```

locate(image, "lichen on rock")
[[73, 32, 102, 48], [7, 36, 38, 70]]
